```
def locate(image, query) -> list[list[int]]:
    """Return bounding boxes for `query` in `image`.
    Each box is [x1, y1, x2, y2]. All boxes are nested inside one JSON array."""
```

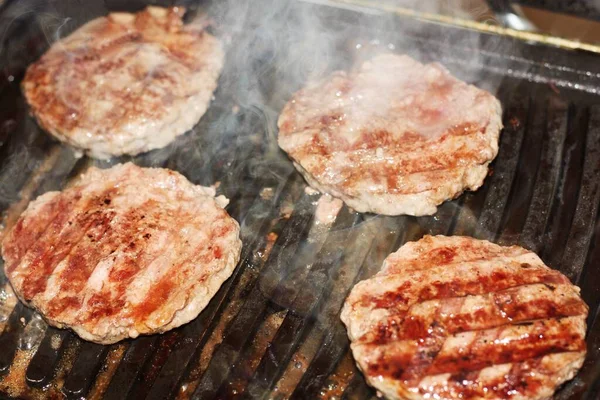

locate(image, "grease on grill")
[[0, 285, 17, 332], [87, 344, 127, 400], [0, 350, 39, 398], [178, 220, 286, 396], [319, 353, 356, 400], [256, 232, 278, 263], [0, 317, 49, 398], [224, 309, 285, 397], [272, 331, 317, 398]]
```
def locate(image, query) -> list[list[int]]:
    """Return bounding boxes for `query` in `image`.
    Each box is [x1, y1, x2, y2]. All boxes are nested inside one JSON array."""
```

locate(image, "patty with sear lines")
[[22, 6, 223, 159], [1, 163, 241, 344], [278, 54, 502, 216], [341, 235, 588, 400]]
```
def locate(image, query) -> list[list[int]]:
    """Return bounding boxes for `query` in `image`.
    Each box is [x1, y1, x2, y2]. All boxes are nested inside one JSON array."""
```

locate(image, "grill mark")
[[438, 358, 546, 399], [332, 165, 478, 197], [293, 117, 485, 157], [354, 123, 482, 153], [45, 200, 161, 319], [21, 209, 108, 300], [492, 286, 588, 322], [77, 203, 234, 326], [94, 57, 127, 75], [129, 248, 195, 322], [98, 32, 143, 54], [20, 189, 119, 300], [443, 369, 482, 398], [211, 219, 235, 238], [45, 210, 116, 317], [383, 240, 529, 274], [402, 300, 485, 383], [500, 360, 542, 398], [385, 167, 398, 192], [87, 292, 127, 321], [354, 129, 396, 150], [425, 318, 585, 378], [429, 246, 457, 264], [105, 201, 160, 283], [112, 244, 156, 284], [318, 112, 345, 129], [301, 134, 488, 182], [356, 247, 533, 303], [82, 201, 172, 323], [213, 246, 223, 259], [10, 188, 116, 297], [294, 118, 486, 166], [364, 265, 567, 310], [341, 162, 487, 196], [363, 344, 416, 381], [364, 317, 585, 382], [398, 299, 449, 382], [90, 45, 147, 134], [4, 191, 82, 273], [129, 217, 236, 324], [84, 240, 171, 324], [164, 47, 199, 71], [367, 283, 589, 345], [130, 274, 176, 325], [21, 7, 214, 141]]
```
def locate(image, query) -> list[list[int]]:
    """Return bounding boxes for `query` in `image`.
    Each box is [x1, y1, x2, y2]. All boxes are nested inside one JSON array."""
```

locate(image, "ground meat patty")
[[22, 6, 223, 159], [1, 163, 241, 344], [341, 235, 588, 400], [278, 54, 502, 216]]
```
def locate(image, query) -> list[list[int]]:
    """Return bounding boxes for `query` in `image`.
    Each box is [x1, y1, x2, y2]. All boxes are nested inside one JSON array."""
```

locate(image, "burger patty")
[[278, 54, 502, 216], [1, 163, 241, 344], [22, 6, 224, 159], [341, 235, 588, 400]]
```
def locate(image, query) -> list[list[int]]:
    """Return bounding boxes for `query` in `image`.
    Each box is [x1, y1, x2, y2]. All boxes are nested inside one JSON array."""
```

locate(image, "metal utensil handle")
[[485, 0, 537, 30], [487, 0, 600, 22]]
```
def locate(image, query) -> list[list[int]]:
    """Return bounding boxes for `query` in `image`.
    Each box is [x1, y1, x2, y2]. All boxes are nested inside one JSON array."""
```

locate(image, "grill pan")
[[1, 0, 600, 398]]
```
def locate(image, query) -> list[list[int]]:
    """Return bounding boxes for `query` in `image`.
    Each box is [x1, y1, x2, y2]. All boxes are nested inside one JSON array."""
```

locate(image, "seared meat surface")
[[278, 54, 502, 216], [341, 235, 588, 400], [22, 6, 223, 159], [2, 163, 241, 344]]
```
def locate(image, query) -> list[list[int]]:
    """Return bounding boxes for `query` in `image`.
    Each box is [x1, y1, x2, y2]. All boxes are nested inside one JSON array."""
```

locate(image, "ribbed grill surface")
[[1, 0, 600, 399]]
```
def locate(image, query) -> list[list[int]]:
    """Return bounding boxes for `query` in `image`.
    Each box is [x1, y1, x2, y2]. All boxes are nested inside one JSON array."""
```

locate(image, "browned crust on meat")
[[278, 55, 503, 216], [1, 163, 241, 344], [22, 6, 224, 158], [341, 235, 588, 400]]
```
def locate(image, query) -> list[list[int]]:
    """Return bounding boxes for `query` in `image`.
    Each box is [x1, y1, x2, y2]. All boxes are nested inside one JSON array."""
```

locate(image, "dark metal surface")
[[1, 0, 600, 399]]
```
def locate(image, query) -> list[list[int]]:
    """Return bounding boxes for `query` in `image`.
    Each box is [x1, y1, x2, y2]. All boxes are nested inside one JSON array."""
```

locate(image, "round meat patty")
[[278, 54, 502, 216], [22, 6, 224, 159], [341, 235, 588, 400], [1, 163, 241, 344]]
